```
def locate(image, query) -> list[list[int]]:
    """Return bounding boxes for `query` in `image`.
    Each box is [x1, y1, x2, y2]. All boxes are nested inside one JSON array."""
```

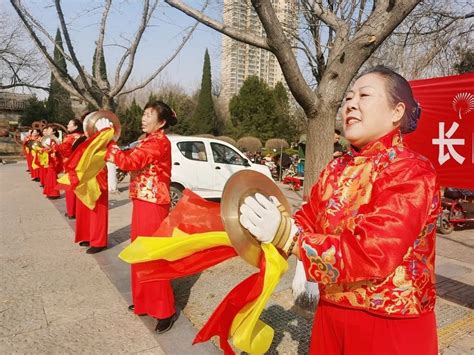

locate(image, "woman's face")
[[31, 130, 39, 138], [67, 120, 78, 133], [141, 107, 165, 134], [342, 73, 405, 149]]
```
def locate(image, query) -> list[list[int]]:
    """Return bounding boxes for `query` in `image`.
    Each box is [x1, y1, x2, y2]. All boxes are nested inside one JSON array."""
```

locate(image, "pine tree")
[[90, 47, 111, 109], [20, 97, 48, 126], [189, 49, 218, 135], [118, 98, 142, 145], [229, 77, 297, 142], [92, 48, 110, 86], [147, 92, 157, 105], [46, 29, 75, 125]]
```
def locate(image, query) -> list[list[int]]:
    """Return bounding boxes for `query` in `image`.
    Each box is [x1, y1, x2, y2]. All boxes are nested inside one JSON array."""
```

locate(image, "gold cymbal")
[[83, 110, 121, 141], [221, 170, 291, 268]]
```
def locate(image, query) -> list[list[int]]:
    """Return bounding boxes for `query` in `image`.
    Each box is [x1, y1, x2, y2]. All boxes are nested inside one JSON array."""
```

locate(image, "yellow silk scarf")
[[119, 229, 288, 354], [57, 128, 114, 209]]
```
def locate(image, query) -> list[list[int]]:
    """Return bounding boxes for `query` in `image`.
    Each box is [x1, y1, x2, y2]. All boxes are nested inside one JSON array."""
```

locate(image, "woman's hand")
[[95, 118, 113, 131], [239, 193, 282, 244]]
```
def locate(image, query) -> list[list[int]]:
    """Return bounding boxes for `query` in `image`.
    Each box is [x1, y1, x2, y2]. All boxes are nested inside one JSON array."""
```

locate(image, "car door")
[[209, 141, 251, 191], [172, 140, 219, 196]]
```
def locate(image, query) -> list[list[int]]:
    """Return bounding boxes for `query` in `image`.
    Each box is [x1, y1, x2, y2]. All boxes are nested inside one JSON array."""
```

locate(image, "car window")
[[177, 141, 207, 161], [211, 142, 246, 165]]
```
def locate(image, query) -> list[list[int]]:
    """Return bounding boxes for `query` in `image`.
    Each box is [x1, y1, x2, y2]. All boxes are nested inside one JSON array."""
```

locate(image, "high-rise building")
[[220, 0, 298, 105]]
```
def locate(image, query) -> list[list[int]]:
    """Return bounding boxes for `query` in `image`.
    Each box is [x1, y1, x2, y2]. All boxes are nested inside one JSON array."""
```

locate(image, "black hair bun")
[[168, 110, 178, 127], [402, 102, 421, 134]]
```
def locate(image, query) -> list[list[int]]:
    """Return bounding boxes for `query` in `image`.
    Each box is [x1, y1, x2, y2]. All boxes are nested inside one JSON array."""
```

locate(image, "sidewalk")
[[1, 162, 472, 354], [0, 162, 167, 353]]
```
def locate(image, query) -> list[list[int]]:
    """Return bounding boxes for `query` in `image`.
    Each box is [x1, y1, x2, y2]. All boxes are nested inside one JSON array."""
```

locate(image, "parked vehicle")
[[438, 188, 474, 234], [168, 135, 272, 207]]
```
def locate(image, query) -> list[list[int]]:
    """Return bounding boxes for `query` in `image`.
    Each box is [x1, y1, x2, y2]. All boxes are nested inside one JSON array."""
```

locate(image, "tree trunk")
[[303, 103, 337, 200], [101, 96, 116, 112]]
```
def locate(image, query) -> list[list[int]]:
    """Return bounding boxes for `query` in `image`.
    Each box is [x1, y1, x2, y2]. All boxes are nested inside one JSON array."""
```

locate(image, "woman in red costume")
[[105, 100, 178, 333], [28, 128, 42, 182], [72, 112, 109, 254], [22, 130, 35, 177], [41, 127, 61, 199], [240, 66, 439, 355], [37, 127, 50, 188], [52, 119, 84, 218]]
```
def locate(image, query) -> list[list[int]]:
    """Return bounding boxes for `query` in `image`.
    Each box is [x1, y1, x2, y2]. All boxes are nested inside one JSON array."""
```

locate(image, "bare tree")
[[0, 15, 48, 92], [9, 0, 207, 110], [366, 0, 474, 79], [164, 0, 425, 196]]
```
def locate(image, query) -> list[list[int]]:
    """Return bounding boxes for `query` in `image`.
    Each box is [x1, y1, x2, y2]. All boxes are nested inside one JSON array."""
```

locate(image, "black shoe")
[[128, 304, 146, 316], [68, 215, 76, 220], [32, 178, 40, 182], [86, 246, 107, 254], [40, 184, 44, 188], [79, 241, 90, 247], [47, 196, 60, 200], [155, 313, 178, 334], [64, 212, 68, 217]]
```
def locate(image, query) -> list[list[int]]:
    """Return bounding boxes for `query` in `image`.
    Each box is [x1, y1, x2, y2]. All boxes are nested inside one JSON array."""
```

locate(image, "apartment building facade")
[[220, 0, 298, 104]]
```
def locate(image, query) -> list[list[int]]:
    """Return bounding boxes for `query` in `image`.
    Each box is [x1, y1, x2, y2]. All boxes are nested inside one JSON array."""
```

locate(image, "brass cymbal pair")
[[221, 170, 291, 267], [83, 110, 121, 141]]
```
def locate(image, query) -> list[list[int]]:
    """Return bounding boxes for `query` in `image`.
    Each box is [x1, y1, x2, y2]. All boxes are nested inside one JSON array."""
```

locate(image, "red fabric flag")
[[153, 189, 225, 236], [193, 256, 266, 355]]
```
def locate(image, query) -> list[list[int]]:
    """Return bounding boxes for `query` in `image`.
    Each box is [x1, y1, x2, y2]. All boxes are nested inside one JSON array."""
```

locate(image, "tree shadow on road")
[[259, 304, 313, 354], [173, 273, 202, 310], [108, 224, 131, 248]]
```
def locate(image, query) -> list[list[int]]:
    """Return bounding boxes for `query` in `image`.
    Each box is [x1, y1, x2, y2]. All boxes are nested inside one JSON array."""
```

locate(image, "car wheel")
[[170, 185, 183, 209]]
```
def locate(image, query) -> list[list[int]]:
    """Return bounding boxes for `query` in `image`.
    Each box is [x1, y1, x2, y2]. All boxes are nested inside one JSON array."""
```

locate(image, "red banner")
[[405, 73, 474, 189]]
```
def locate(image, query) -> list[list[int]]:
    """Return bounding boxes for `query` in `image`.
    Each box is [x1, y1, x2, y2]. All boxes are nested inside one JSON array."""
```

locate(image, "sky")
[[5, 0, 224, 98]]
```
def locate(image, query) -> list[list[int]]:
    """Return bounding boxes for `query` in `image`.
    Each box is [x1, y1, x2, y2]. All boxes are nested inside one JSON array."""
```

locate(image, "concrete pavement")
[[0, 162, 166, 354]]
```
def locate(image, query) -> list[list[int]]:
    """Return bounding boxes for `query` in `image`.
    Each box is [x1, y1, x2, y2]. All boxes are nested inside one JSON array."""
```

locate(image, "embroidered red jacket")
[[295, 129, 440, 318], [106, 129, 171, 205]]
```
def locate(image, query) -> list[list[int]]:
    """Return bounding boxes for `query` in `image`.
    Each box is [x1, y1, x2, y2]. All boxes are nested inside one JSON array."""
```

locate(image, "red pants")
[[26, 153, 33, 174], [89, 190, 108, 247], [65, 190, 76, 217], [43, 167, 60, 197], [310, 301, 438, 355], [74, 191, 108, 247], [31, 165, 39, 180], [39, 167, 46, 186], [130, 199, 175, 319]]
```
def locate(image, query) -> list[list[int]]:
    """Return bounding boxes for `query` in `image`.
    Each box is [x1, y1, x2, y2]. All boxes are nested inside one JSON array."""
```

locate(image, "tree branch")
[[54, 0, 96, 100], [94, 0, 112, 91], [165, 0, 270, 50], [118, 23, 198, 96], [309, 0, 349, 34], [0, 83, 50, 91], [251, 0, 317, 116], [9, 0, 94, 104], [110, 0, 157, 97]]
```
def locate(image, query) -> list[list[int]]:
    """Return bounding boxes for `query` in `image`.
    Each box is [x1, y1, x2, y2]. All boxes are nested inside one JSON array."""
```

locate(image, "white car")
[[168, 135, 271, 206]]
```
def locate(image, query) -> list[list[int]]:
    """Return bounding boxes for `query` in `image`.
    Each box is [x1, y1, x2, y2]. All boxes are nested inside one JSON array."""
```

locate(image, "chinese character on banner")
[[405, 73, 474, 190], [432, 122, 465, 165]]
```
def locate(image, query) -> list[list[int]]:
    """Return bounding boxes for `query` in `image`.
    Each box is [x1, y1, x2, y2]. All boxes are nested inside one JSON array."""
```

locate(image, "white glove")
[[239, 193, 282, 244], [95, 118, 113, 131]]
